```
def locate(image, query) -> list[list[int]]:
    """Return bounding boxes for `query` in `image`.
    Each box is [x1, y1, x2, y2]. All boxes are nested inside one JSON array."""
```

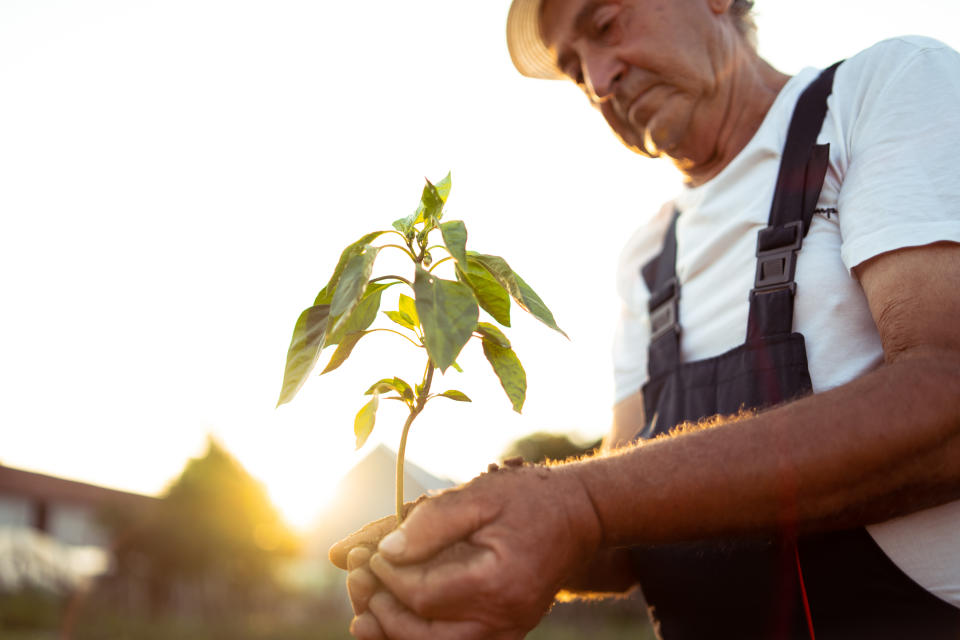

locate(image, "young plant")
[[276, 173, 565, 523]]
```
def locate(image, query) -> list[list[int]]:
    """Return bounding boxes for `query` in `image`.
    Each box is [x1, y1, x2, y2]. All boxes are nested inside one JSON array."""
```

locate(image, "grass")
[[0, 588, 654, 640]]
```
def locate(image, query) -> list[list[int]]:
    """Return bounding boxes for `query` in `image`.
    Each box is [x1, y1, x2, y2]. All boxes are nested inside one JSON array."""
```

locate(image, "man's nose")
[[583, 54, 623, 103]]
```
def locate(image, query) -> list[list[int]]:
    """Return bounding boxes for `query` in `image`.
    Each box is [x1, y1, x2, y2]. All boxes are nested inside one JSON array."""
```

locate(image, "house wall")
[[0, 495, 32, 528], [48, 502, 109, 548], [0, 494, 108, 548]]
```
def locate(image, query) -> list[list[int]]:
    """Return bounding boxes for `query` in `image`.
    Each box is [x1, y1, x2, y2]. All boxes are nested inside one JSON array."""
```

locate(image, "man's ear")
[[707, 0, 734, 15]]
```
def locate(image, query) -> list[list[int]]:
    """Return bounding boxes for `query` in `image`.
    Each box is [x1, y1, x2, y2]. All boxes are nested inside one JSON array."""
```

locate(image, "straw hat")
[[505, 0, 565, 80]]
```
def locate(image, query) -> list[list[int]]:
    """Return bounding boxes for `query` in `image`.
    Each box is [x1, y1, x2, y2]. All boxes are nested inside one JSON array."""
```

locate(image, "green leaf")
[[365, 377, 414, 404], [420, 179, 444, 227], [433, 171, 452, 203], [399, 294, 419, 327], [482, 340, 526, 413], [354, 394, 379, 449], [383, 310, 416, 331], [276, 305, 331, 406], [457, 262, 511, 327], [329, 246, 381, 323], [467, 252, 566, 338], [394, 213, 418, 237], [398, 173, 451, 232], [314, 285, 334, 306], [393, 378, 415, 403], [514, 273, 568, 338], [318, 231, 388, 304], [392, 216, 415, 238], [321, 331, 368, 375], [440, 220, 468, 270], [414, 266, 478, 372], [451, 361, 463, 373], [467, 253, 522, 301], [476, 321, 510, 348], [436, 390, 471, 402], [325, 282, 396, 347]]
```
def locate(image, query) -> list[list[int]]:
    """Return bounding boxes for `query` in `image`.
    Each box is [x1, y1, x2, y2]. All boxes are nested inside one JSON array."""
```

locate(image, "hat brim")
[[506, 0, 565, 80]]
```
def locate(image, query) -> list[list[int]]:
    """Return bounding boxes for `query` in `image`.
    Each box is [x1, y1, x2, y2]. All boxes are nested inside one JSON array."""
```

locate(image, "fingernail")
[[378, 529, 407, 557]]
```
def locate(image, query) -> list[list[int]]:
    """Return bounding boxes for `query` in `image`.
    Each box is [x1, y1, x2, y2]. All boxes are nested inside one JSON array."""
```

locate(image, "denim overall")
[[632, 63, 960, 639]]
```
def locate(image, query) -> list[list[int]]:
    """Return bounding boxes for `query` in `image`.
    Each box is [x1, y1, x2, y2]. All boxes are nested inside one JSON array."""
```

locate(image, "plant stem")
[[395, 412, 416, 524], [369, 274, 414, 288], [367, 327, 423, 349], [427, 256, 455, 272], [386, 229, 412, 243], [381, 244, 419, 261], [396, 358, 435, 523]]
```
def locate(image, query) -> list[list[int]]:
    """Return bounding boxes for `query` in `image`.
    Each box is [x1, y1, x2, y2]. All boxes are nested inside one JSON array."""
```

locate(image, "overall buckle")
[[648, 277, 680, 341], [753, 220, 803, 295]]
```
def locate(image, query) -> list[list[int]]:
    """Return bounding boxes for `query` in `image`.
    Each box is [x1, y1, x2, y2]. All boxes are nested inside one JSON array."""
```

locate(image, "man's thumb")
[[377, 494, 481, 564]]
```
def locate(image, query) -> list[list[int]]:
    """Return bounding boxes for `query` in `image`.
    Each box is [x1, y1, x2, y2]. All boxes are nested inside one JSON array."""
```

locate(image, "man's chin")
[[610, 126, 660, 158]]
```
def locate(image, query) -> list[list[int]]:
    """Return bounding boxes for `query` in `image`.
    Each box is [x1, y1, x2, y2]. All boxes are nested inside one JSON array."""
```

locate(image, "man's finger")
[[331, 498, 429, 570], [377, 491, 493, 565], [366, 591, 488, 640], [350, 612, 386, 640], [329, 514, 397, 570], [348, 546, 374, 571], [369, 543, 496, 618], [347, 567, 379, 615]]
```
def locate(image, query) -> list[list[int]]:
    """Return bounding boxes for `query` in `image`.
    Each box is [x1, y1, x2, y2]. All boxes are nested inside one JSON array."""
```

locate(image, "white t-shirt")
[[612, 37, 960, 607]]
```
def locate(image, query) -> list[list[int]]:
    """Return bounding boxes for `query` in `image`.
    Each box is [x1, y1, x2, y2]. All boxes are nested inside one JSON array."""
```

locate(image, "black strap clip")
[[753, 220, 803, 295], [648, 277, 680, 341]]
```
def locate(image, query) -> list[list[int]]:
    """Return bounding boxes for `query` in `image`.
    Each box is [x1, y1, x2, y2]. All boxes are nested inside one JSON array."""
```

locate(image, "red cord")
[[795, 545, 816, 640]]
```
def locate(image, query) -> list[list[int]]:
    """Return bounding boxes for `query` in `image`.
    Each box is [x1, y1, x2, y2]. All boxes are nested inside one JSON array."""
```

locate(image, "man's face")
[[539, 0, 733, 163]]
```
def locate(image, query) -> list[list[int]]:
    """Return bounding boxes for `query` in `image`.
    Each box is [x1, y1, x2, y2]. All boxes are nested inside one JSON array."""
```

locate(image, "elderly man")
[[332, 0, 960, 638]]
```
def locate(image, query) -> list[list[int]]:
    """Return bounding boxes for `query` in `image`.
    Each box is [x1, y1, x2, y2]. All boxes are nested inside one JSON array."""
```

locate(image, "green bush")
[[0, 589, 63, 631]]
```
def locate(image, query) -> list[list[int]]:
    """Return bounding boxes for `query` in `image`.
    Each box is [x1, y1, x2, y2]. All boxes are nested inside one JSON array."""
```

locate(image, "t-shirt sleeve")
[[837, 38, 960, 272], [613, 297, 650, 404], [611, 203, 674, 404]]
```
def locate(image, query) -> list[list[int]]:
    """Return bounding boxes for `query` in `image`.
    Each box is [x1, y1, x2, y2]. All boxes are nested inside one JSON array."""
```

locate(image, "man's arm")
[[555, 392, 647, 597], [362, 242, 960, 639], [574, 242, 960, 547]]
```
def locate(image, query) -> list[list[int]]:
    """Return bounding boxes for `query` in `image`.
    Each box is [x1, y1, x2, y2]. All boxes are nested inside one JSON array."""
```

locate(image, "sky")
[[2, 0, 959, 530]]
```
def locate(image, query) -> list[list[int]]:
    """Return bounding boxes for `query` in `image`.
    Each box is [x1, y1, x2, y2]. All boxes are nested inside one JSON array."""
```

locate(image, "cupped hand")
[[365, 462, 602, 639], [329, 499, 426, 636]]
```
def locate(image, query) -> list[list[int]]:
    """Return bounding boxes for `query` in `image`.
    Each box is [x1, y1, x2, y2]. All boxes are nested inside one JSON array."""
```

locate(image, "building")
[[0, 464, 155, 591]]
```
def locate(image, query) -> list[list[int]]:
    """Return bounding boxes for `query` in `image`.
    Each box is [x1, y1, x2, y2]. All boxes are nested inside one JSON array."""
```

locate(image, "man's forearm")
[[560, 349, 960, 549]]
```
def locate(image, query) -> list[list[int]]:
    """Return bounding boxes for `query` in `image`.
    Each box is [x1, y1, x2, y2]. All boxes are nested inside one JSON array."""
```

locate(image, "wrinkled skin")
[[328, 1, 960, 638], [330, 462, 601, 640], [540, 0, 789, 184], [329, 500, 425, 638]]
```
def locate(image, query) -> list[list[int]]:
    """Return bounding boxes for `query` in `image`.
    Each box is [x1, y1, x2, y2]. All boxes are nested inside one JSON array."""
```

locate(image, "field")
[[0, 588, 656, 640]]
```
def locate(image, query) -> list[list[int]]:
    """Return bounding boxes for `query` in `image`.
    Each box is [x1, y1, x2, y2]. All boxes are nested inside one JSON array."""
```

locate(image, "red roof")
[[0, 464, 155, 508]]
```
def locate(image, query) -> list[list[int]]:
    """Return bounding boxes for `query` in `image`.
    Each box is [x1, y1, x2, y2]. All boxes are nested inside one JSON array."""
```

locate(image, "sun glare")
[[256, 456, 354, 532]]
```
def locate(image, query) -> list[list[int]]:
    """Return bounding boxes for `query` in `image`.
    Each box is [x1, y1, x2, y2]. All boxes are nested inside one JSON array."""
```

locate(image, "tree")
[[501, 431, 602, 465], [105, 437, 297, 612]]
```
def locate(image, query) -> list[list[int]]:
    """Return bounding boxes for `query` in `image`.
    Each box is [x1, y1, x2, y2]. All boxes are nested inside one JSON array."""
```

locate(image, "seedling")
[[276, 173, 565, 523]]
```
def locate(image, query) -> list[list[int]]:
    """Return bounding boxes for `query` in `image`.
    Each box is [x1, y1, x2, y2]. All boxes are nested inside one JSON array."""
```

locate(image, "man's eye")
[[592, 5, 620, 40]]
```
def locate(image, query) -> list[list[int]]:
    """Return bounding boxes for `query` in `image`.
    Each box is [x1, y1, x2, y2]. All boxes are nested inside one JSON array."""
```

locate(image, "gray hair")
[[731, 0, 758, 48]]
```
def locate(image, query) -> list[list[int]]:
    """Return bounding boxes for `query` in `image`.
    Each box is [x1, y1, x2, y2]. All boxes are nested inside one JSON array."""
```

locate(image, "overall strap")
[[746, 61, 842, 341], [642, 208, 681, 378]]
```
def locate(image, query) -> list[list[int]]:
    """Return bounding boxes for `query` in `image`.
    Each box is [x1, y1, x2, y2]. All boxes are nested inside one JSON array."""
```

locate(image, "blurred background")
[[1, 0, 958, 637]]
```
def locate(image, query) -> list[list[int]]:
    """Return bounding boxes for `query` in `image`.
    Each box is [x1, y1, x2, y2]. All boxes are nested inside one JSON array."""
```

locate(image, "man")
[[332, 0, 960, 637]]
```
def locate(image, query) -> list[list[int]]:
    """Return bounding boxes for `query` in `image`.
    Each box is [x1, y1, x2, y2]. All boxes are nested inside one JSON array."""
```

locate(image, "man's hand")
[[330, 512, 400, 571], [329, 499, 426, 638], [360, 463, 602, 640]]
